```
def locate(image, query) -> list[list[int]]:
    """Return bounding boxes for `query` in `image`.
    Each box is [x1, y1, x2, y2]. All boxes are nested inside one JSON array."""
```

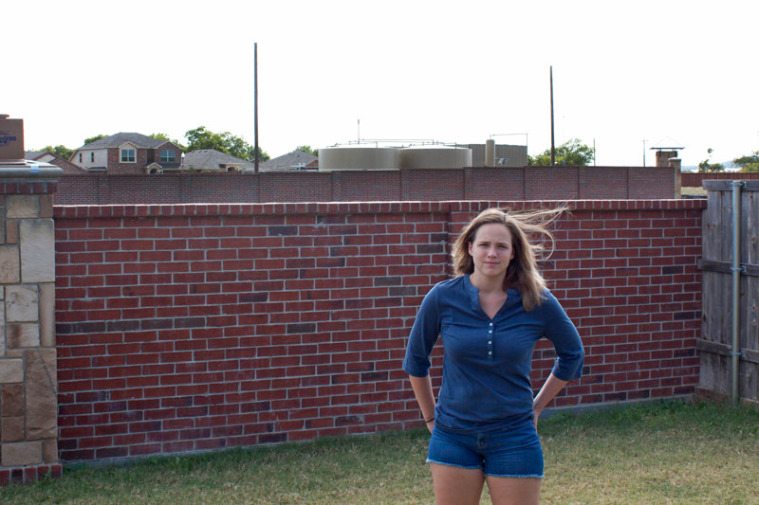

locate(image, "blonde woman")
[[403, 208, 584, 505]]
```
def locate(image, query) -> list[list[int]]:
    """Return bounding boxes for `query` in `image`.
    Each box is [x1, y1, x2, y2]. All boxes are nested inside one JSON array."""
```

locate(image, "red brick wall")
[[332, 171, 402, 201], [53, 199, 705, 462], [106, 148, 148, 174], [579, 167, 628, 199], [463, 168, 525, 200], [401, 170, 465, 200], [681, 171, 759, 187], [55, 167, 678, 205], [258, 173, 332, 202]]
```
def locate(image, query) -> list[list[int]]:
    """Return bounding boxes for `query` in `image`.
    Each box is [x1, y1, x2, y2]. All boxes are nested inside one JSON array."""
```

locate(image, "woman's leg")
[[486, 476, 541, 505], [430, 463, 485, 505]]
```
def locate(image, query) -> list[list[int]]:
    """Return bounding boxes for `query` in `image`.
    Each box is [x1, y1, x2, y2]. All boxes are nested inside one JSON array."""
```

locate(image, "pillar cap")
[[0, 159, 63, 178]]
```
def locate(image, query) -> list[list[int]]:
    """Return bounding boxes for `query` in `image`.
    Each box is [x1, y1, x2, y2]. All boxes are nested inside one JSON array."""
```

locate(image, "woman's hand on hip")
[[425, 419, 435, 433]]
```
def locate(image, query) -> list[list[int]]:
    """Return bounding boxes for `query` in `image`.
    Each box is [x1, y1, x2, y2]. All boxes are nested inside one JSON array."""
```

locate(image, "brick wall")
[[106, 148, 147, 174], [53, 199, 705, 463], [681, 171, 759, 187], [55, 166, 678, 205]]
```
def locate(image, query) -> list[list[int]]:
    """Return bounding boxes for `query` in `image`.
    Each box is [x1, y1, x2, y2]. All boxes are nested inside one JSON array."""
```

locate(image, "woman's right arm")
[[409, 374, 436, 432], [403, 285, 442, 432]]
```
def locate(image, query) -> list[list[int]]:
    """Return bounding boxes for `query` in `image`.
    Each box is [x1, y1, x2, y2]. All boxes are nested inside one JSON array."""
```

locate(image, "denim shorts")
[[427, 420, 544, 478]]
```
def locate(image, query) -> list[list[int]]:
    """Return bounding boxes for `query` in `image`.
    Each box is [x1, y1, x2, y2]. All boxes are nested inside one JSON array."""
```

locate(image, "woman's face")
[[468, 223, 515, 280]]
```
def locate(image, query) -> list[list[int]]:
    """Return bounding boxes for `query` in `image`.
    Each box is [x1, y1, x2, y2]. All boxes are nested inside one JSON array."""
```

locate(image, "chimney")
[[655, 150, 678, 168], [484, 139, 495, 167]]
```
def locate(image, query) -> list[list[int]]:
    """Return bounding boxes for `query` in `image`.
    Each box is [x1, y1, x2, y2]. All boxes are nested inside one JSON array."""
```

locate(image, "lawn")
[[1, 399, 757, 504]]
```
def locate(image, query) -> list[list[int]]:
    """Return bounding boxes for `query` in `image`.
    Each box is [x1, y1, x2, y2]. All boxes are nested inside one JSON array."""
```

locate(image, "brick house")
[[71, 132, 183, 174]]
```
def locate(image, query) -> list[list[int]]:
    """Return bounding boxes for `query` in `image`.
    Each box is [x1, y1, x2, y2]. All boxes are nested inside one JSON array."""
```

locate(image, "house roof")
[[78, 132, 168, 150], [260, 150, 317, 171], [181, 149, 255, 171], [25, 150, 86, 174]]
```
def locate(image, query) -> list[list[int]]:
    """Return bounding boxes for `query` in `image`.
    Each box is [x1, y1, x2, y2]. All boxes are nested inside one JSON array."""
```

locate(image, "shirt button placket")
[[487, 322, 494, 358]]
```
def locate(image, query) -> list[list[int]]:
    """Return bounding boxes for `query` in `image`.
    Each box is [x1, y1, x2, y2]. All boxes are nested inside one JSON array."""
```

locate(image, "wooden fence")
[[698, 180, 759, 405]]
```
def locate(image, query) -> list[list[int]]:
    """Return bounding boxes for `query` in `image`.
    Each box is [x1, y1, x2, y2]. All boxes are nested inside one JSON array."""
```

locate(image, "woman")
[[403, 208, 584, 505]]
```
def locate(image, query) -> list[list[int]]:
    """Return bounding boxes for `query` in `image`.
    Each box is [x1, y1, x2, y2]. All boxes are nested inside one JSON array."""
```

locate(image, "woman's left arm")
[[532, 373, 568, 429], [533, 291, 584, 429]]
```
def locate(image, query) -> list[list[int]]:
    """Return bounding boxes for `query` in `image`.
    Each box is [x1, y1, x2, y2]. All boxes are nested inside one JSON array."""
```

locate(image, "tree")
[[41, 144, 74, 160], [698, 148, 724, 173], [251, 146, 270, 162], [733, 151, 759, 173], [83, 134, 107, 146], [184, 126, 269, 161], [150, 133, 171, 141], [528, 138, 594, 166], [295, 145, 318, 156], [150, 133, 184, 150]]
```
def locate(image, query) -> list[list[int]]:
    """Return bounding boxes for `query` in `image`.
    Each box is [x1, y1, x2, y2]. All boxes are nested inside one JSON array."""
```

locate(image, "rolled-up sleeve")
[[540, 291, 584, 381], [402, 286, 441, 377]]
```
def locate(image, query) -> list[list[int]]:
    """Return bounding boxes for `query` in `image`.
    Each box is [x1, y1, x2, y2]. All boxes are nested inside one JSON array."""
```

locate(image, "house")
[[25, 150, 86, 174], [181, 149, 255, 172], [259, 149, 317, 171], [71, 132, 183, 174]]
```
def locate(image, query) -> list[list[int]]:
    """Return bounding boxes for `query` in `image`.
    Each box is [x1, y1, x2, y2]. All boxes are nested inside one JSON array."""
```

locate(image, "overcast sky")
[[3, 0, 757, 167]]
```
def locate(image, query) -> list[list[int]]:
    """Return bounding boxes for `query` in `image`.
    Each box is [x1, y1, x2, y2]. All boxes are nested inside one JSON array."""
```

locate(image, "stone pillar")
[[0, 115, 63, 485]]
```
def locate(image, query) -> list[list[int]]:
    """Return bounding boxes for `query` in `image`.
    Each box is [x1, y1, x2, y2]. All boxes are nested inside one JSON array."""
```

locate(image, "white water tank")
[[318, 147, 400, 171], [400, 146, 472, 169]]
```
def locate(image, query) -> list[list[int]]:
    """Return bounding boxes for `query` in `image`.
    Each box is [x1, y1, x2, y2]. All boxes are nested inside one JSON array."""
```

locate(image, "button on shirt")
[[403, 275, 584, 431]]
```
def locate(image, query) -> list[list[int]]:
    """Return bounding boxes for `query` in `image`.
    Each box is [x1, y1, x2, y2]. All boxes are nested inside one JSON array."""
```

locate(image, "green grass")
[[2, 399, 757, 504]]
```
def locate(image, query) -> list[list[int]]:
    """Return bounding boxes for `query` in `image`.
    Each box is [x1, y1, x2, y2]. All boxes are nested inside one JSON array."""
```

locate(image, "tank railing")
[[334, 139, 461, 148]]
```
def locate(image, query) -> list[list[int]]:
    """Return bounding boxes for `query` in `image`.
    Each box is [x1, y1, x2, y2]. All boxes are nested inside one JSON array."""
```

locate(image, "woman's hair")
[[452, 207, 564, 311]]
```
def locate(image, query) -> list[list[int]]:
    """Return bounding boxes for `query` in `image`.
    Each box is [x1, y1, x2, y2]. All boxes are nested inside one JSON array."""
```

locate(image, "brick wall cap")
[[54, 199, 707, 219]]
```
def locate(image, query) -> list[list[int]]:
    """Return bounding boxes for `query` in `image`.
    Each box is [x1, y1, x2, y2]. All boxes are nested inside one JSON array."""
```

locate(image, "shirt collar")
[[463, 275, 521, 315]]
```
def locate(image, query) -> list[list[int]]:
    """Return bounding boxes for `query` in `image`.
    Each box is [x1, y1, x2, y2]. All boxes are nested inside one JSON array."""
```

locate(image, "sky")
[[3, 0, 758, 168]]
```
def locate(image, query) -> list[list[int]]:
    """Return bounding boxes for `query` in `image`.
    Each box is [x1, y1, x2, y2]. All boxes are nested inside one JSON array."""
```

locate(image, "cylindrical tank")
[[400, 146, 472, 169], [318, 147, 400, 171]]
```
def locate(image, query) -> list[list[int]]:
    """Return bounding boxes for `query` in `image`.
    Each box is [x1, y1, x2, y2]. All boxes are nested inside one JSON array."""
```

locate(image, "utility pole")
[[593, 138, 596, 166], [254, 42, 259, 173], [550, 66, 556, 166]]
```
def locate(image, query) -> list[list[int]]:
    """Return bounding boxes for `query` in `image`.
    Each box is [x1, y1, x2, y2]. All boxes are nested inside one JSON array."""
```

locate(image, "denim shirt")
[[403, 275, 584, 431]]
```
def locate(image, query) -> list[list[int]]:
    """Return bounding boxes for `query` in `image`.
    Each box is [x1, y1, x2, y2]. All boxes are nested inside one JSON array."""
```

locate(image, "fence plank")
[[743, 188, 758, 401], [699, 182, 759, 402]]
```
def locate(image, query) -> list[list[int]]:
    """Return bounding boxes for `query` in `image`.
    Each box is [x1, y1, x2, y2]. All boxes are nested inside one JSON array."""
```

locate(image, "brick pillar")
[[669, 159, 682, 198], [0, 159, 63, 485]]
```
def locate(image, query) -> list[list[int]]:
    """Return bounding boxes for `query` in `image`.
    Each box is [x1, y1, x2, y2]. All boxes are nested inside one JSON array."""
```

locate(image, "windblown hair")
[[452, 207, 565, 311]]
